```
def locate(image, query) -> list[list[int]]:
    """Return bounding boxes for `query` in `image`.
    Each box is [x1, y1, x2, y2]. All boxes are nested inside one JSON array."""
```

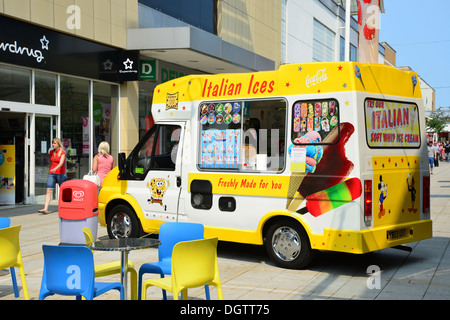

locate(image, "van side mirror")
[[118, 152, 127, 174]]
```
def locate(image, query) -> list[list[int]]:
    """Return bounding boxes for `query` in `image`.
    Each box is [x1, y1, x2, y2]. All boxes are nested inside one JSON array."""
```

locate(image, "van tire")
[[264, 218, 314, 269], [107, 204, 143, 239]]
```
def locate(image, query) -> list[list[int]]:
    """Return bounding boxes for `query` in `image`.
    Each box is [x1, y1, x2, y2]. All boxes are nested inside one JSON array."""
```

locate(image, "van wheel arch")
[[263, 216, 314, 269]]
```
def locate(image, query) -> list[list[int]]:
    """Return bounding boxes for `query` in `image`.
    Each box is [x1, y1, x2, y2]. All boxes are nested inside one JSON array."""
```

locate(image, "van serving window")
[[291, 99, 340, 145], [198, 99, 287, 172]]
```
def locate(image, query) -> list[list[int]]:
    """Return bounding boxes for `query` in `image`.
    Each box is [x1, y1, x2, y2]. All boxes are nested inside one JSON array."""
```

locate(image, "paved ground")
[[1, 161, 450, 301]]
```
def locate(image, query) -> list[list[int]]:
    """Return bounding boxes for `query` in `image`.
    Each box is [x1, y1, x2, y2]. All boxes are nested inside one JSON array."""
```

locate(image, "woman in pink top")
[[92, 141, 115, 186]]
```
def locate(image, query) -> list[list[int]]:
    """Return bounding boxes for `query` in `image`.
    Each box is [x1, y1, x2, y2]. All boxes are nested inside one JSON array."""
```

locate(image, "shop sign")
[[118, 50, 140, 82], [140, 60, 156, 81], [0, 14, 121, 82], [158, 61, 201, 83]]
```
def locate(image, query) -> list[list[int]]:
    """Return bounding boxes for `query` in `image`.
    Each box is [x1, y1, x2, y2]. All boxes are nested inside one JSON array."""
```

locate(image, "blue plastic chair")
[[39, 245, 124, 300], [138, 222, 210, 300], [0, 217, 19, 298]]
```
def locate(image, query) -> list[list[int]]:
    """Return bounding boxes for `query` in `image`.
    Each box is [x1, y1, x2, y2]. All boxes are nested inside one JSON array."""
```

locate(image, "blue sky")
[[380, 0, 450, 110]]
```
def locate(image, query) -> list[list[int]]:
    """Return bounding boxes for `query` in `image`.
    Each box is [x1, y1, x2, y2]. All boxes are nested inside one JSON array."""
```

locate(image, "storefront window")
[[35, 71, 56, 106], [93, 82, 118, 156], [139, 82, 155, 140], [0, 64, 30, 103], [60, 76, 89, 180]]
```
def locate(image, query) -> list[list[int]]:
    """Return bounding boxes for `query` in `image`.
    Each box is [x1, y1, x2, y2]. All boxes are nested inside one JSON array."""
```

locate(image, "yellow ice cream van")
[[98, 62, 432, 268]]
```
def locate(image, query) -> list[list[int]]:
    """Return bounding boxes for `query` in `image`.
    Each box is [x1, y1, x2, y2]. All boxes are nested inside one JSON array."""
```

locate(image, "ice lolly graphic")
[[308, 103, 314, 117], [314, 117, 321, 131], [301, 118, 307, 132], [305, 178, 362, 217], [294, 103, 301, 118], [301, 103, 308, 118], [314, 102, 321, 117], [354, 65, 365, 90], [293, 117, 300, 132], [307, 117, 314, 131]]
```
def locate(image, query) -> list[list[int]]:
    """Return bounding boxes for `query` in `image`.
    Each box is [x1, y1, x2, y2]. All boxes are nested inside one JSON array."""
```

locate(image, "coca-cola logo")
[[73, 191, 84, 201], [306, 68, 328, 88]]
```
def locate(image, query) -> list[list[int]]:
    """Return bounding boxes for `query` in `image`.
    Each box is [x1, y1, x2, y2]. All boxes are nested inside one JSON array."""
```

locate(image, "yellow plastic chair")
[[0, 225, 29, 300], [141, 238, 223, 300], [82, 227, 138, 300]]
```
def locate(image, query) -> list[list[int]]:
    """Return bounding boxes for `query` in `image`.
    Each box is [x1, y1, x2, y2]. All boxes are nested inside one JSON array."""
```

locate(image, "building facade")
[[0, 0, 141, 205], [283, 0, 359, 64], [0, 0, 279, 205], [0, 0, 397, 206]]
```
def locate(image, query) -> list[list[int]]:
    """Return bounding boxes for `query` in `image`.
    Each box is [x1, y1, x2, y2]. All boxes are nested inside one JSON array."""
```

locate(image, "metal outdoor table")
[[90, 238, 160, 300]]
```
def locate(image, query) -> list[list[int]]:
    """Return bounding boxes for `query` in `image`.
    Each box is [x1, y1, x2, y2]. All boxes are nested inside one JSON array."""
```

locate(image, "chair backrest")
[[0, 225, 21, 269], [171, 238, 218, 289], [41, 245, 95, 297], [158, 222, 204, 261], [82, 227, 94, 247], [0, 217, 11, 229]]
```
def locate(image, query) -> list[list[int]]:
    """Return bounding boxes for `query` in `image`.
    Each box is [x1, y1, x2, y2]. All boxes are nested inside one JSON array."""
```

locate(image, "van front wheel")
[[107, 205, 142, 239], [265, 219, 314, 269]]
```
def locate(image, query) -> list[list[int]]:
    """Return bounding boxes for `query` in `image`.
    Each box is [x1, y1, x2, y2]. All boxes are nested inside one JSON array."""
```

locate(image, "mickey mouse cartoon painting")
[[378, 175, 388, 219], [406, 173, 417, 213]]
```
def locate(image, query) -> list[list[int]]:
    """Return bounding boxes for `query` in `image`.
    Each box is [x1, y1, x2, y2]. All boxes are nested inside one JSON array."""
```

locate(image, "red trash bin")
[[58, 179, 98, 245]]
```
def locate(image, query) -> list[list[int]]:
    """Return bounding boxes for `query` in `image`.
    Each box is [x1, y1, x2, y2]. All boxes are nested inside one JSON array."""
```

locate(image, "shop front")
[[0, 15, 138, 205]]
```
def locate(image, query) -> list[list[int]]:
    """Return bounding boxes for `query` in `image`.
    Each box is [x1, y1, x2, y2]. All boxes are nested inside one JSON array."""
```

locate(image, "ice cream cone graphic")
[[288, 123, 355, 214], [354, 65, 365, 90], [412, 74, 417, 95], [286, 131, 323, 212], [286, 172, 307, 211]]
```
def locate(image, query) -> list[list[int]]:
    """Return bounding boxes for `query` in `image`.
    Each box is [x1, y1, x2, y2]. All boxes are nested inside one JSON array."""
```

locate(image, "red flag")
[[358, 0, 380, 63]]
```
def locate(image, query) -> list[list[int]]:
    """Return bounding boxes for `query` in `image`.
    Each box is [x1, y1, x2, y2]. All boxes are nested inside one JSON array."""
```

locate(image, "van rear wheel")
[[107, 204, 143, 239], [265, 219, 314, 269]]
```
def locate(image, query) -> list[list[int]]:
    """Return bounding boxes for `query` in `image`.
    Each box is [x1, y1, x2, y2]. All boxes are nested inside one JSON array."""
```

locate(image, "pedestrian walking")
[[38, 138, 67, 214], [445, 140, 450, 162], [428, 141, 436, 174]]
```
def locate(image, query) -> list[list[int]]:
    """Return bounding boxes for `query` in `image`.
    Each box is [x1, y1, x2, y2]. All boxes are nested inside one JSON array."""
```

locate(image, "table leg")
[[121, 250, 129, 300]]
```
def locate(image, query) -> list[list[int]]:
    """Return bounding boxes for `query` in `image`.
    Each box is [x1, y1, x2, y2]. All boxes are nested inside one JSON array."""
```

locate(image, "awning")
[[127, 27, 275, 74]]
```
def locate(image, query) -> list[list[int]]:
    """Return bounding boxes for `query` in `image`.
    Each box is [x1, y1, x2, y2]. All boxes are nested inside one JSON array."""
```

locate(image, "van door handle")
[[176, 176, 181, 187]]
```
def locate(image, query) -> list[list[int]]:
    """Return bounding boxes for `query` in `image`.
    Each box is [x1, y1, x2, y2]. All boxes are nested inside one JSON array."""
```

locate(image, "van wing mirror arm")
[[118, 152, 127, 176]]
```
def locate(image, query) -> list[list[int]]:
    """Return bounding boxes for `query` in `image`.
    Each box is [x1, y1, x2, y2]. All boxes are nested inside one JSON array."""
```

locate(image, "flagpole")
[[345, 0, 351, 61]]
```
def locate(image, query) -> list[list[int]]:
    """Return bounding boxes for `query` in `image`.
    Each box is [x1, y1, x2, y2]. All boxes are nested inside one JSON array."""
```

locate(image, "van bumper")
[[309, 219, 433, 254], [98, 202, 107, 227]]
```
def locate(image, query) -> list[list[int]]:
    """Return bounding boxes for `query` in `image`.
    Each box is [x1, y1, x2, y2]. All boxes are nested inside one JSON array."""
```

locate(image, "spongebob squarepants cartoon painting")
[[147, 178, 169, 206]]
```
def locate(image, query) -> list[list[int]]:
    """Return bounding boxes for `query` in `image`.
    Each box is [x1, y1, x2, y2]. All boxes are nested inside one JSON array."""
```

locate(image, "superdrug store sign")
[[0, 14, 139, 82]]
